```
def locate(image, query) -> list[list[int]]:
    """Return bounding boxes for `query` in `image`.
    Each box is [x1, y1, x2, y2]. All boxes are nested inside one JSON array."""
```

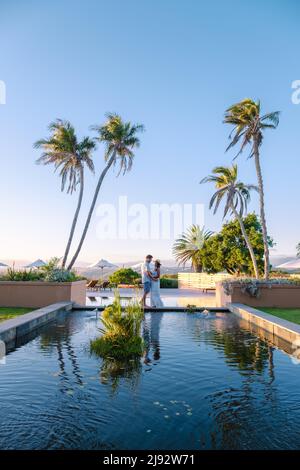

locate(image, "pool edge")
[[230, 303, 300, 345], [0, 302, 73, 345]]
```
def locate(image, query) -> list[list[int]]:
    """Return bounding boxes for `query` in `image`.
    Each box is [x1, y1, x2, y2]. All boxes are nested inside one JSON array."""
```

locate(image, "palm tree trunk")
[[253, 137, 270, 279], [67, 152, 116, 270], [61, 165, 84, 269], [231, 206, 260, 279]]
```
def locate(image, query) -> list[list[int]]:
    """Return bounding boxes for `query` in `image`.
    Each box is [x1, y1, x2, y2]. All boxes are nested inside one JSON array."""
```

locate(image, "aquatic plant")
[[186, 304, 197, 314], [91, 291, 144, 358]]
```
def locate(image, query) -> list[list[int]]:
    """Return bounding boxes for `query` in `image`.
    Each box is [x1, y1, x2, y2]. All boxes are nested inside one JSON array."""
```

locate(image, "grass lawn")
[[0, 307, 34, 323], [260, 308, 300, 325]]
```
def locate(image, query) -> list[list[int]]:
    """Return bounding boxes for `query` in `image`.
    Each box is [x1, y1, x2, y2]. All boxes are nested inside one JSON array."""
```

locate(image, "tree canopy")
[[200, 213, 273, 275], [109, 268, 140, 285]]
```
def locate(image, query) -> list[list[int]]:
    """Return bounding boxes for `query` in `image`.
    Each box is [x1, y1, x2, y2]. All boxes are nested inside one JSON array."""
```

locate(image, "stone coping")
[[0, 280, 85, 286], [0, 301, 73, 345], [230, 303, 300, 344]]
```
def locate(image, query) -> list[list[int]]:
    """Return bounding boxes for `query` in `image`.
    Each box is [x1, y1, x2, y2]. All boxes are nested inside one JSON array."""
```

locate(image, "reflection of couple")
[[141, 254, 164, 308]]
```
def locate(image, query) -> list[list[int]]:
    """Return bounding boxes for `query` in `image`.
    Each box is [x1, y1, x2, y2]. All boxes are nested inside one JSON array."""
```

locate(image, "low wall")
[[216, 282, 300, 308], [178, 272, 231, 290], [230, 303, 300, 345], [0, 280, 86, 308], [0, 301, 73, 346]]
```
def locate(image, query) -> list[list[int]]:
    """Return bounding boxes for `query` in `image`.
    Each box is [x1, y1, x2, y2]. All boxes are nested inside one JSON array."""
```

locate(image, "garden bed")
[[260, 308, 300, 325], [216, 280, 300, 308], [0, 307, 33, 322]]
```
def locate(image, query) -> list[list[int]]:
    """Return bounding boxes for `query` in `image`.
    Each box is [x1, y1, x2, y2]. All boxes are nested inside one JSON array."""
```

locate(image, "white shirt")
[[141, 261, 153, 283]]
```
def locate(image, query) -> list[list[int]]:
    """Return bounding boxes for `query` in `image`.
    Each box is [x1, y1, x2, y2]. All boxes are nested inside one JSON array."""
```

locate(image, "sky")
[[0, 0, 299, 264]]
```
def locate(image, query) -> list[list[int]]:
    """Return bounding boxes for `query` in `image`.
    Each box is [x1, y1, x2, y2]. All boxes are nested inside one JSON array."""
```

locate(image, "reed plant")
[[91, 291, 144, 358]]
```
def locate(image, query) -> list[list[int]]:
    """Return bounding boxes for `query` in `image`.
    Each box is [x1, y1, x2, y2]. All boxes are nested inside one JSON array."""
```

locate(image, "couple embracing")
[[141, 255, 164, 308]]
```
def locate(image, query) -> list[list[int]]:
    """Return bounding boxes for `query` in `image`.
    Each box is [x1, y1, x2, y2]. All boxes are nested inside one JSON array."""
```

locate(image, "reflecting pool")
[[0, 310, 299, 449]]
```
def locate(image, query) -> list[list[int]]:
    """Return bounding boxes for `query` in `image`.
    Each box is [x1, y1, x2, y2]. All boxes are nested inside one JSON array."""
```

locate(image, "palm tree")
[[200, 165, 260, 279], [173, 225, 212, 272], [67, 113, 144, 270], [224, 99, 280, 279], [34, 120, 96, 268]]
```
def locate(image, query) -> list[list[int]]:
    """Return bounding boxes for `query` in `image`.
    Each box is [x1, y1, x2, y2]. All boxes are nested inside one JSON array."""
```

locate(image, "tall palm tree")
[[67, 113, 144, 270], [201, 165, 260, 279], [34, 120, 96, 268], [224, 99, 280, 279], [173, 225, 212, 272]]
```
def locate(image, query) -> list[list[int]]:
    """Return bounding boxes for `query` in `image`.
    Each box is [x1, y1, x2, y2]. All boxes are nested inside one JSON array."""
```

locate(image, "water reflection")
[[143, 313, 163, 364], [2, 309, 300, 450], [99, 357, 142, 394]]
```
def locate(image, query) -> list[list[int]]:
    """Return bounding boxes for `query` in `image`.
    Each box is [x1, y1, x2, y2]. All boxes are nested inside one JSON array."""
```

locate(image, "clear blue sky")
[[0, 0, 299, 263]]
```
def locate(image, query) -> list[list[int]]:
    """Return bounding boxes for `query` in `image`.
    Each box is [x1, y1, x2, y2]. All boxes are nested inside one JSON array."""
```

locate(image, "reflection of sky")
[[86, 292, 217, 307]]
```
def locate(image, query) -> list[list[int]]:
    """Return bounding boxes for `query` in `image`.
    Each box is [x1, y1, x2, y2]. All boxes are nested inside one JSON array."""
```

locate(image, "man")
[[141, 254, 154, 307]]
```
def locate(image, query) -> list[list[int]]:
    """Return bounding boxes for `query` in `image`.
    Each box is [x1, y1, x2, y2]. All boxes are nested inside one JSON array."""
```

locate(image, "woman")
[[150, 260, 164, 308]]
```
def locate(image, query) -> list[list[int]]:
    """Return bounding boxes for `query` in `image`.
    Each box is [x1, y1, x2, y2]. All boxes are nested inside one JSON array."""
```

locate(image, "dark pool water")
[[0, 310, 300, 450]]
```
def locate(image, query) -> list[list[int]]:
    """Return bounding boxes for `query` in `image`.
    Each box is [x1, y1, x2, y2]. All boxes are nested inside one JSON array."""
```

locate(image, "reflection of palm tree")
[[213, 328, 269, 372], [39, 313, 84, 386]]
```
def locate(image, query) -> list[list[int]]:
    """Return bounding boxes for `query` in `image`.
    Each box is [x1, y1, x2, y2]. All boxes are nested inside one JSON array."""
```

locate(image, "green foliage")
[[160, 276, 178, 288], [173, 225, 212, 272], [0, 257, 81, 283], [40, 257, 79, 282], [92, 113, 144, 175], [1, 267, 43, 281], [108, 268, 140, 285], [222, 277, 300, 298], [0, 307, 34, 322], [35, 119, 95, 194], [200, 213, 273, 276], [91, 292, 144, 359], [186, 304, 197, 313]]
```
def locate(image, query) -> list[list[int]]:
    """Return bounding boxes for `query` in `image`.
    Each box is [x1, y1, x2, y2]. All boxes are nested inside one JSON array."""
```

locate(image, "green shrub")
[[91, 291, 144, 358], [109, 268, 140, 285], [0, 257, 82, 283], [40, 257, 77, 282], [44, 269, 78, 282], [160, 276, 178, 288], [1, 267, 43, 281]]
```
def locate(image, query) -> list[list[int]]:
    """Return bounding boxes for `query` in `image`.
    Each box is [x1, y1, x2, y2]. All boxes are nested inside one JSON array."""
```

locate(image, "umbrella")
[[88, 259, 118, 280], [24, 259, 47, 269], [130, 262, 143, 270]]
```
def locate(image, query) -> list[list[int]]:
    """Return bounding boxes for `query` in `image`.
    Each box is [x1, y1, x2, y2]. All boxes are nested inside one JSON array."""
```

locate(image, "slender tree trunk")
[[67, 152, 116, 270], [232, 206, 260, 279], [61, 166, 84, 269], [253, 137, 270, 280]]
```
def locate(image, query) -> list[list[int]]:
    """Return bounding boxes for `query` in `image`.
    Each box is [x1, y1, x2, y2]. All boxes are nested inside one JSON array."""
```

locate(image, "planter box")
[[0, 280, 86, 308], [216, 281, 300, 308]]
